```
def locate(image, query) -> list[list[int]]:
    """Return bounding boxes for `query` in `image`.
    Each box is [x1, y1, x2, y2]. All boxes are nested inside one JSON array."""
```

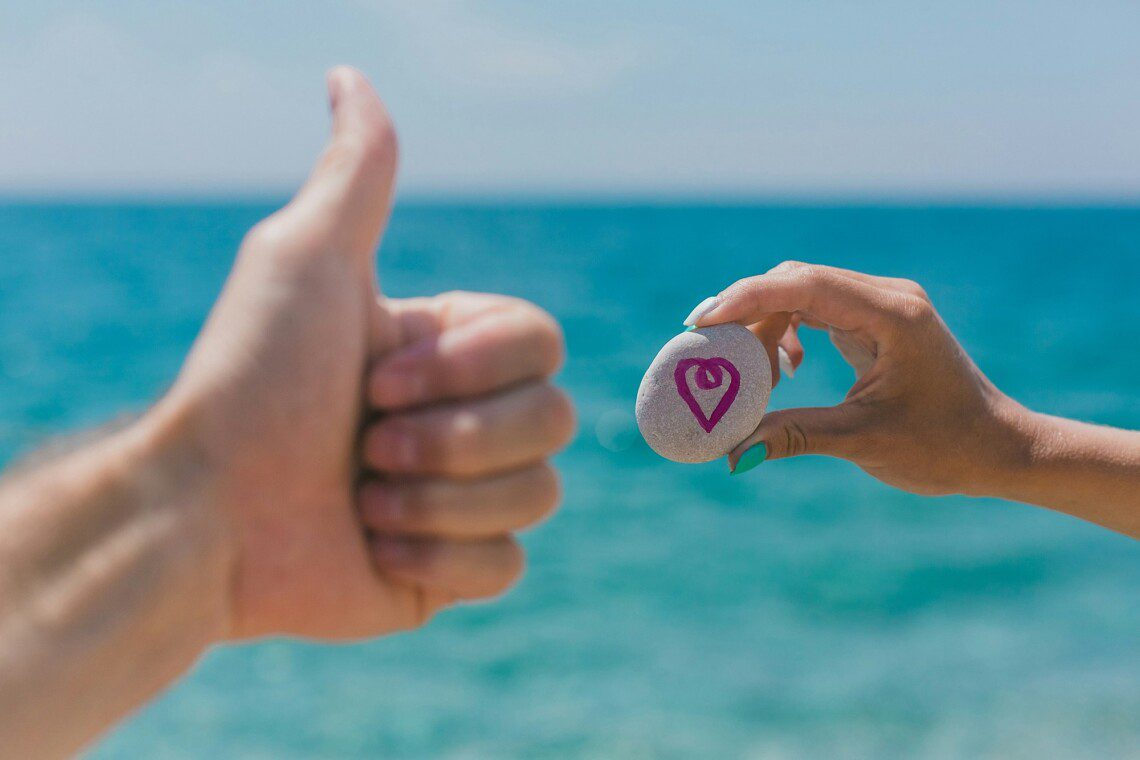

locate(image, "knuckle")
[[895, 293, 935, 323], [320, 139, 361, 176], [721, 275, 763, 302], [770, 259, 807, 273], [436, 410, 484, 475], [900, 279, 930, 302], [325, 121, 398, 181], [782, 263, 824, 293], [787, 264, 833, 307], [439, 288, 470, 302], [385, 412, 465, 475], [796, 263, 829, 285], [761, 411, 810, 460], [783, 418, 811, 458], [241, 216, 289, 251]]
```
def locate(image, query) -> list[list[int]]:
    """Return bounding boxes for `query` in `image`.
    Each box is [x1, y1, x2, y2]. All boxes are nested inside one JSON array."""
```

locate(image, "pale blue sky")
[[2, 1, 1138, 198]]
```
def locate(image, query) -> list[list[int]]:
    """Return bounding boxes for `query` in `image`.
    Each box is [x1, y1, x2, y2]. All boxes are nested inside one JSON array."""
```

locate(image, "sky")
[[1, 1, 1139, 199]]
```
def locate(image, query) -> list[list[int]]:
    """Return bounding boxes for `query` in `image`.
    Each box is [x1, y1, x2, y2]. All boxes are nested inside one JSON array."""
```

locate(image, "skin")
[[0, 67, 574, 758], [697, 261, 1140, 539], [2, 68, 1134, 760]]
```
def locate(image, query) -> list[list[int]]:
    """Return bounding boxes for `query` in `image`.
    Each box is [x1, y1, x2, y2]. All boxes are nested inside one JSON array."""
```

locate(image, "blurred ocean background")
[[1, 201, 1138, 758]]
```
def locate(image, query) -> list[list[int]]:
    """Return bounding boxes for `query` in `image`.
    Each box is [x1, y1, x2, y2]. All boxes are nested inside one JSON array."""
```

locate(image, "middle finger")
[[362, 381, 576, 477]]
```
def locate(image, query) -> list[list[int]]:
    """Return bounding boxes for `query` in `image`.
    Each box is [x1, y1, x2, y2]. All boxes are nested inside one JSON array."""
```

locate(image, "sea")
[[1, 202, 1138, 758]]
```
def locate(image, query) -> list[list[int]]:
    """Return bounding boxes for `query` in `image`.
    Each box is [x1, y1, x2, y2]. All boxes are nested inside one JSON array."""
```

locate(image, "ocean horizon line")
[[3, 189, 1140, 211]]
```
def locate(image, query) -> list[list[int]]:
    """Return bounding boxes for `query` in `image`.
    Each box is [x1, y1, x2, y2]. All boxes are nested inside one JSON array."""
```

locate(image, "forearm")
[[0, 406, 231, 758], [989, 407, 1140, 538]]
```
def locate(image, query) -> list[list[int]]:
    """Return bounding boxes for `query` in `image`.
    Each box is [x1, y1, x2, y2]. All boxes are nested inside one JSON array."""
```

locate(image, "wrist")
[[970, 395, 1050, 501], [0, 398, 236, 756], [125, 397, 236, 646]]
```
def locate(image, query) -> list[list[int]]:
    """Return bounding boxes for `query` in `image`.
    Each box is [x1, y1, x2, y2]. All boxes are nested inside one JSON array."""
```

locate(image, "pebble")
[[635, 324, 771, 463]]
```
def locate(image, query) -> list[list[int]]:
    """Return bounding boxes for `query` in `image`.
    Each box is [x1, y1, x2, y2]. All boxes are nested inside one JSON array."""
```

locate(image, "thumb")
[[286, 66, 398, 260], [728, 403, 865, 471]]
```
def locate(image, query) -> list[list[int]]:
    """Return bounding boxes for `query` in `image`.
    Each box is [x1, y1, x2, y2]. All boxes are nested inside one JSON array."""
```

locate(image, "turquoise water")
[[2, 203, 1138, 758]]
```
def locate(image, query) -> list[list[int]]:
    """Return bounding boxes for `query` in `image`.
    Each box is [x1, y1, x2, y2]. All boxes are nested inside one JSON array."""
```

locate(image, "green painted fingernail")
[[684, 325, 696, 332], [731, 443, 767, 475]]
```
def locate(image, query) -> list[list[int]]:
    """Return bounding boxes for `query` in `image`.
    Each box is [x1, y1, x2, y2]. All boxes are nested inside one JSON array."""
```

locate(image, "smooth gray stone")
[[635, 324, 771, 463]]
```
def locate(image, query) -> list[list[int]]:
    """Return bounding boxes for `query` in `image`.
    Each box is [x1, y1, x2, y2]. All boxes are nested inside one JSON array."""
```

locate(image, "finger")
[[362, 382, 576, 477], [287, 66, 398, 259], [795, 312, 830, 331], [384, 583, 457, 632], [747, 312, 791, 386], [778, 320, 804, 377], [769, 261, 931, 302], [746, 278, 877, 381], [369, 302, 564, 409], [728, 402, 868, 467], [829, 326, 876, 378], [371, 535, 525, 600], [358, 464, 561, 538], [762, 306, 876, 380], [697, 265, 898, 333]]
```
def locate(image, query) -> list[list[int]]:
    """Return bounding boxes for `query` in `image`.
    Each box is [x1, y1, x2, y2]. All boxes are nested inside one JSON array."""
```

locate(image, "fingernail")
[[778, 346, 795, 379], [684, 325, 697, 332], [683, 296, 720, 327], [730, 443, 767, 476]]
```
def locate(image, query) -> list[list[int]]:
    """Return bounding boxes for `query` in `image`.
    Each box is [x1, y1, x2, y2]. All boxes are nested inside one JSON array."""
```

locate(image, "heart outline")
[[673, 357, 740, 433]]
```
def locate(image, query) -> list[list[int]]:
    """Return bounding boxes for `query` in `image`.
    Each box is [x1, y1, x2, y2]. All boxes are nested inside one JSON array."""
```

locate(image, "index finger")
[[369, 302, 564, 409], [695, 265, 897, 333]]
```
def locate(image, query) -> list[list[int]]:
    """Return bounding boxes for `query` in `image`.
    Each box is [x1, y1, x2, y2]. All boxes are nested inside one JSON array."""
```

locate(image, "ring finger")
[[361, 381, 576, 477], [358, 463, 561, 538]]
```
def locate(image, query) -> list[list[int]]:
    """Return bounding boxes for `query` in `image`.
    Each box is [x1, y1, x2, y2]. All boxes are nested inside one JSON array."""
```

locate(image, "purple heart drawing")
[[673, 357, 741, 433]]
